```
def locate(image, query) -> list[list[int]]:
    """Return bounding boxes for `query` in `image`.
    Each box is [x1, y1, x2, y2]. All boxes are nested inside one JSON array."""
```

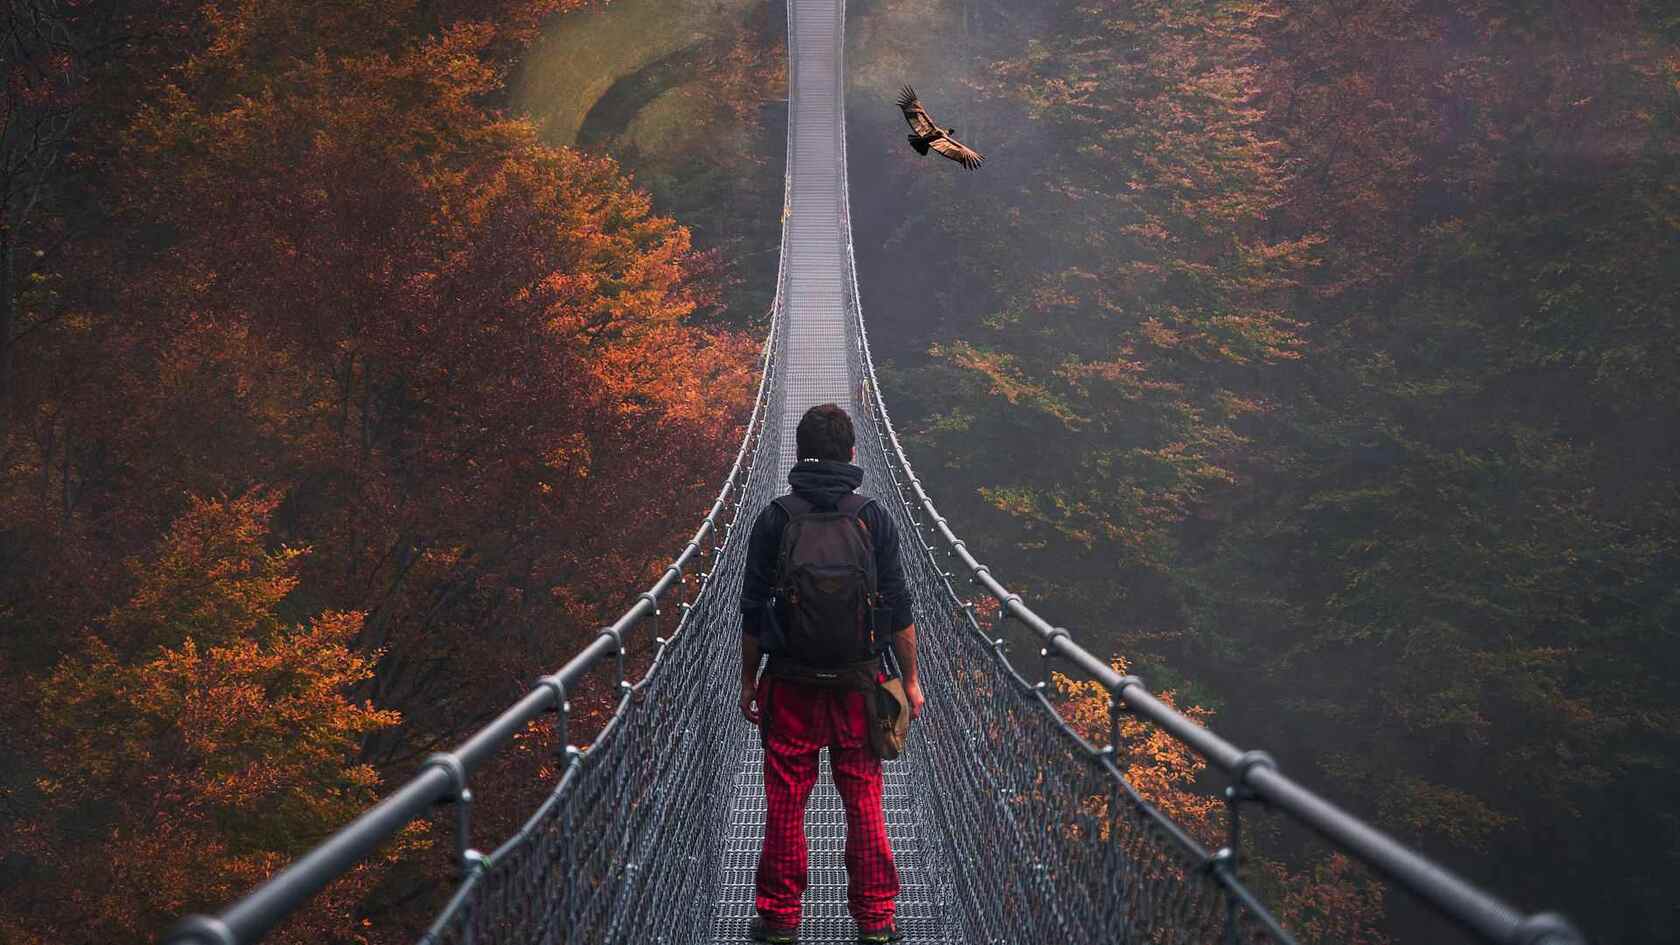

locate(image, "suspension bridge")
[[166, 2, 1587, 944]]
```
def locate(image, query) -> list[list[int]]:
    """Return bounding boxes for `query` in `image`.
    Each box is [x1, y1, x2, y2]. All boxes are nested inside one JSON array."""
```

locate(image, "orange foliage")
[[1052, 656, 1221, 847], [1267, 854, 1390, 945], [1055, 659, 1390, 942], [0, 0, 755, 940], [11, 491, 414, 943], [9, 0, 756, 721], [697, 14, 790, 133]]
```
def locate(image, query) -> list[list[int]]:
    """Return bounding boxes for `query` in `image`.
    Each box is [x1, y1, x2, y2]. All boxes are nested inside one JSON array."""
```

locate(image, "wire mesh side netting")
[[417, 298, 787, 945]]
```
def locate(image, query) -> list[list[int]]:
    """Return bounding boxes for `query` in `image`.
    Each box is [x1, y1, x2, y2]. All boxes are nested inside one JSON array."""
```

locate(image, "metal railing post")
[[421, 752, 487, 879], [535, 674, 570, 759]]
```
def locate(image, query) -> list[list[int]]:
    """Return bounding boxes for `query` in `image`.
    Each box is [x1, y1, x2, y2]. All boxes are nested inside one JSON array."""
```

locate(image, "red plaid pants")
[[754, 676, 900, 928]]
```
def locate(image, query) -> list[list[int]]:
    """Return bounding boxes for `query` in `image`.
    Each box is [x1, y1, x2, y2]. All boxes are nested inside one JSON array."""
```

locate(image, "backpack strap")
[[772, 493, 813, 519], [837, 493, 874, 519], [770, 494, 810, 590], [835, 493, 881, 611], [775, 493, 871, 518], [839, 495, 877, 547]]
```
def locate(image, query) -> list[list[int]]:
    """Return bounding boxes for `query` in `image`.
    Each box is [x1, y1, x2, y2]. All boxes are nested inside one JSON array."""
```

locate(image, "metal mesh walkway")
[[777, 0, 856, 467], [712, 1, 949, 941]]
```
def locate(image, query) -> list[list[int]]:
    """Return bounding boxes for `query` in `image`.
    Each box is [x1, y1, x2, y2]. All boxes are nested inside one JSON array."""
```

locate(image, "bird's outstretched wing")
[[896, 85, 938, 137], [929, 134, 985, 170]]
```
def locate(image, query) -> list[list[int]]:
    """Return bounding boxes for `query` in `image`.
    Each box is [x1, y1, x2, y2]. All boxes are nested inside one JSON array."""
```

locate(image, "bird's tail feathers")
[[908, 134, 930, 155]]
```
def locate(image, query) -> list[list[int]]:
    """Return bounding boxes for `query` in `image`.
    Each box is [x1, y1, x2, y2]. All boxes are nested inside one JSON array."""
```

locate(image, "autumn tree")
[[859, 0, 1678, 938], [1186, 3, 1680, 931], [1053, 658, 1219, 844], [1266, 854, 1389, 945], [0, 0, 757, 940], [0, 0, 754, 745], [0, 0, 78, 410], [1054, 656, 1388, 945], [864, 0, 1314, 640], [5, 491, 407, 944]]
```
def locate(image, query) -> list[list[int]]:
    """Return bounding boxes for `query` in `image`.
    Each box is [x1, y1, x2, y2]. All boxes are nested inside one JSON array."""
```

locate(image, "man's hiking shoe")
[[857, 922, 903, 944], [748, 916, 799, 944]]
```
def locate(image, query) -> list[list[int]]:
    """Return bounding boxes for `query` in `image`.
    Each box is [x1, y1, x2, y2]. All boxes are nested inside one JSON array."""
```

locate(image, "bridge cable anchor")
[[598, 626, 630, 696], [1038, 627, 1072, 690], [672, 565, 694, 609], [1001, 593, 1024, 620], [1210, 749, 1279, 937], [1098, 708, 1121, 768], [163, 914, 236, 945], [638, 591, 662, 641], [645, 590, 672, 653], [421, 751, 485, 877], [1106, 673, 1147, 766], [1512, 913, 1589, 945], [636, 591, 661, 617], [535, 673, 572, 757]]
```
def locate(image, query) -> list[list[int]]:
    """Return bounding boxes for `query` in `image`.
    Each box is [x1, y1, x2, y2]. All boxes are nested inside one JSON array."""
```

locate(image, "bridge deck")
[[709, 1, 948, 942]]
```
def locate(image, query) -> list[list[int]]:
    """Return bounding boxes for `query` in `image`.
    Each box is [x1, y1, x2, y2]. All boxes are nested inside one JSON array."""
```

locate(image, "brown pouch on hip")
[[867, 676, 911, 760]]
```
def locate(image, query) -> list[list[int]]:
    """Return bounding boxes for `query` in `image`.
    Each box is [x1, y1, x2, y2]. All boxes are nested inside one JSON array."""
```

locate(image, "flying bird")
[[896, 86, 984, 170]]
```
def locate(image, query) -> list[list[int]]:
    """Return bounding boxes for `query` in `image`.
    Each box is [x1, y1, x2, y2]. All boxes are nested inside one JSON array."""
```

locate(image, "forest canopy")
[[0, 0, 1674, 942], [0, 1, 754, 942], [849, 0, 1678, 939]]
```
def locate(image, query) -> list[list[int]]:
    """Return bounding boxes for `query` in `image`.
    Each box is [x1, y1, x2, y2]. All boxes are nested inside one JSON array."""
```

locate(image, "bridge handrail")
[[839, 217, 1584, 945], [163, 285, 784, 945]]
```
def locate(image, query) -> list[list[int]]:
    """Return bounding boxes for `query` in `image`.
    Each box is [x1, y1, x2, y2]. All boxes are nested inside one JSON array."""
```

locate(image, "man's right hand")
[[905, 678, 925, 720], [740, 681, 760, 726]]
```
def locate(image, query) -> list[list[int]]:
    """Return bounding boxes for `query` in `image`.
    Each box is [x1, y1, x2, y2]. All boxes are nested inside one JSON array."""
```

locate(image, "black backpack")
[[771, 492, 881, 667]]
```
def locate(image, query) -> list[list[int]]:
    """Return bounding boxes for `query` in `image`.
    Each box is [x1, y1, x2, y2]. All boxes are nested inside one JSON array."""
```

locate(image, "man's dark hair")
[[796, 403, 856, 462]]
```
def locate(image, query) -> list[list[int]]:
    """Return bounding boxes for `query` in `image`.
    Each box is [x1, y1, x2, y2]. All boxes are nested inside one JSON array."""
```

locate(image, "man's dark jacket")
[[740, 459, 913, 645]]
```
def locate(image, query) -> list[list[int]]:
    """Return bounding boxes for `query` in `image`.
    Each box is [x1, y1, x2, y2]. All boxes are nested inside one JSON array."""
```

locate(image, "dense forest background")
[[0, 0, 1675, 943], [844, 1, 1678, 942], [0, 2, 762, 942]]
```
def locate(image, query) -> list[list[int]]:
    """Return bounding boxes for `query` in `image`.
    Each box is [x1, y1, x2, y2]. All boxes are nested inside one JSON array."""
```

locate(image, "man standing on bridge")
[[739, 403, 925, 944]]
